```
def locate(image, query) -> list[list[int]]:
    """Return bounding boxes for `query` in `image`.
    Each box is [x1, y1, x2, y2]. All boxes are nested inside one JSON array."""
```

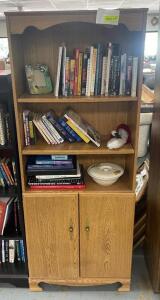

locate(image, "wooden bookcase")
[[5, 9, 147, 291], [0, 71, 28, 287]]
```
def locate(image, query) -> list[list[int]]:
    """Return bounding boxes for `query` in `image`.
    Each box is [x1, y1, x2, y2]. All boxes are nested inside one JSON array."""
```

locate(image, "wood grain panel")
[[23, 193, 79, 279], [80, 193, 135, 278]]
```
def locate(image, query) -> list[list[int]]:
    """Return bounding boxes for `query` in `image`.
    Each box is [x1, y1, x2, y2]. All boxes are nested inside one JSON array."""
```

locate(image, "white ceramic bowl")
[[87, 163, 124, 186]]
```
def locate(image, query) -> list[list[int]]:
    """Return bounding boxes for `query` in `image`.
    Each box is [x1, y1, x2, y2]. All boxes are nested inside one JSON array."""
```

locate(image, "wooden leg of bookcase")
[[118, 280, 130, 292], [29, 280, 43, 292]]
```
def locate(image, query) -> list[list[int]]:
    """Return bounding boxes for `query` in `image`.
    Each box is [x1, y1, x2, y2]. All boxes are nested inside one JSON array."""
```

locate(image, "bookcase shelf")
[[18, 94, 138, 104], [0, 72, 28, 287], [22, 141, 135, 155]]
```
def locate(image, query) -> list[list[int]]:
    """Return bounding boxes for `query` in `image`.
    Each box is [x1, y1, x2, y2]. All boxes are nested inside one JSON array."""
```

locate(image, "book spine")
[[33, 114, 51, 144], [131, 57, 138, 97], [0, 163, 10, 186], [70, 59, 75, 96], [0, 110, 6, 146], [74, 49, 80, 96], [46, 113, 74, 143], [87, 46, 94, 97], [19, 240, 25, 263], [1, 161, 12, 185], [66, 119, 90, 143], [119, 53, 127, 96], [14, 198, 19, 233], [64, 57, 70, 96], [40, 117, 57, 144], [42, 115, 64, 144], [30, 184, 86, 190], [12, 160, 17, 185], [85, 58, 90, 96], [0, 170, 5, 187], [55, 46, 63, 97], [5, 240, 9, 263], [126, 56, 133, 95], [23, 111, 30, 146], [109, 56, 120, 96], [15, 240, 21, 262], [28, 112, 36, 145], [90, 48, 97, 96], [81, 53, 88, 96], [62, 46, 66, 96], [51, 155, 68, 160], [9, 240, 15, 263], [58, 118, 82, 142], [2, 240, 5, 263], [101, 56, 107, 95], [4, 159, 14, 185], [4, 113, 10, 144], [24, 111, 30, 145], [97, 47, 104, 95], [105, 42, 112, 96], [77, 52, 83, 96]]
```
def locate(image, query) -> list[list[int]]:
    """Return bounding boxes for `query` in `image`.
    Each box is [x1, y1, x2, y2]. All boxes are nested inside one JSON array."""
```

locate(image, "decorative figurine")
[[107, 124, 131, 149]]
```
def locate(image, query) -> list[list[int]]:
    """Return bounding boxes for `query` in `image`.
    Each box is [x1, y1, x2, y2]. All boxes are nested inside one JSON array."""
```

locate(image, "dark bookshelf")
[[0, 71, 28, 287]]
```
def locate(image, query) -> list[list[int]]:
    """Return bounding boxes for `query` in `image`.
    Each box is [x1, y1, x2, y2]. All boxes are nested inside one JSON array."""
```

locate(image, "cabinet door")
[[23, 193, 79, 279], [80, 193, 135, 278]]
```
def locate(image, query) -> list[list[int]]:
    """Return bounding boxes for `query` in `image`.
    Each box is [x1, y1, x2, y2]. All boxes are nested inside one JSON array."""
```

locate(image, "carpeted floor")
[[0, 254, 159, 300]]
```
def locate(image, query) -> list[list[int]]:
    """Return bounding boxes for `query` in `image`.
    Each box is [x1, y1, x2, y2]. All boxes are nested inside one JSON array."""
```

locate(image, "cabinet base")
[[29, 278, 130, 292]]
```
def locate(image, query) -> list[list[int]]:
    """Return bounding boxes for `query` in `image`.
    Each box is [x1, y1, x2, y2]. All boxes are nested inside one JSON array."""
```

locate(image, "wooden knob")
[[85, 226, 90, 232], [69, 226, 73, 232]]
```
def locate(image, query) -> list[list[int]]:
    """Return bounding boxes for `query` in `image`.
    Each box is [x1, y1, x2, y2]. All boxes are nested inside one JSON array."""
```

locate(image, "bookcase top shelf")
[[22, 141, 134, 155], [5, 9, 148, 34], [18, 94, 138, 104]]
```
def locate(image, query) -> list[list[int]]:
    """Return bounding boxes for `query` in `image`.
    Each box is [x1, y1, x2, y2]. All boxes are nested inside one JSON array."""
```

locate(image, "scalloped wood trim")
[[6, 10, 146, 34], [29, 278, 130, 292]]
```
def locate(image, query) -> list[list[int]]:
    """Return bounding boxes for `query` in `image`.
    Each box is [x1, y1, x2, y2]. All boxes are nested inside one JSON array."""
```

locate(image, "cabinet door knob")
[[85, 226, 90, 232], [69, 226, 73, 232]]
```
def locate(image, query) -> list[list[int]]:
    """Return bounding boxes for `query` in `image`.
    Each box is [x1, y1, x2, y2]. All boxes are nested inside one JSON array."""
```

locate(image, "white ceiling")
[[0, 0, 159, 15]]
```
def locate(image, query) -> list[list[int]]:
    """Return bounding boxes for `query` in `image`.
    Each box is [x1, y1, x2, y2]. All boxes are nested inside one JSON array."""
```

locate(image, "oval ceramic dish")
[[87, 163, 124, 186]]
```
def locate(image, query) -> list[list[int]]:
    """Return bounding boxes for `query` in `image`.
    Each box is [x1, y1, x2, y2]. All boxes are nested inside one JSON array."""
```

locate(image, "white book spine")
[[131, 57, 138, 97], [33, 114, 51, 144], [85, 58, 90, 96], [62, 46, 66, 96], [9, 240, 15, 263], [2, 240, 5, 263], [86, 46, 94, 96], [90, 48, 97, 96], [119, 53, 127, 96], [101, 56, 107, 95], [38, 118, 57, 144], [105, 42, 112, 96], [42, 115, 64, 144], [54, 46, 63, 97]]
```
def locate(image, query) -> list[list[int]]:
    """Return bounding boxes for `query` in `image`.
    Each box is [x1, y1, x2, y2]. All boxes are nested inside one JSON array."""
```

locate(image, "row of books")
[[23, 109, 100, 147], [55, 44, 138, 97], [0, 239, 25, 264], [27, 155, 85, 190], [0, 197, 21, 236], [0, 105, 11, 146], [0, 157, 17, 187]]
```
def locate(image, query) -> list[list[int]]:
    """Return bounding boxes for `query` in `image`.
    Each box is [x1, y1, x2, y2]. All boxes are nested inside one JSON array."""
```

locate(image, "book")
[[55, 46, 63, 97], [81, 52, 88, 96], [94, 44, 103, 96], [77, 52, 83, 96], [64, 57, 70, 96], [51, 155, 69, 160], [19, 240, 25, 262], [64, 109, 101, 147], [0, 107, 6, 146], [58, 117, 82, 142], [1, 197, 14, 235], [9, 240, 15, 263], [28, 112, 36, 145], [2, 240, 5, 263], [23, 110, 30, 146], [90, 48, 97, 96], [74, 48, 80, 95], [131, 57, 138, 97], [15, 240, 21, 262], [70, 59, 75, 96], [0, 197, 11, 234], [109, 56, 120, 96], [62, 46, 66, 96], [126, 56, 133, 95], [105, 43, 112, 96], [33, 113, 51, 144], [41, 114, 64, 144], [66, 119, 90, 143], [35, 155, 73, 165], [101, 56, 107, 96], [30, 184, 85, 190], [46, 111, 75, 143], [86, 46, 94, 96], [119, 53, 127, 96], [5, 240, 9, 263]]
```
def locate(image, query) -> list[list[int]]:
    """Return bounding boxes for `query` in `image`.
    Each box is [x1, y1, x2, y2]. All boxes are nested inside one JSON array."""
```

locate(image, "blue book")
[[58, 117, 82, 142], [35, 155, 73, 164], [19, 240, 25, 263]]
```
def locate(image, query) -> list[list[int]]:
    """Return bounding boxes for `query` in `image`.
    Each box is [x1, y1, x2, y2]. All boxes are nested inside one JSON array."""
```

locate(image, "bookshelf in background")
[[0, 71, 28, 287], [6, 9, 147, 292]]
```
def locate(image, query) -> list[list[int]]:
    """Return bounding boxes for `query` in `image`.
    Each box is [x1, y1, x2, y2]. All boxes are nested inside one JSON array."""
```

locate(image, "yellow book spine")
[[77, 53, 83, 96], [66, 119, 90, 143]]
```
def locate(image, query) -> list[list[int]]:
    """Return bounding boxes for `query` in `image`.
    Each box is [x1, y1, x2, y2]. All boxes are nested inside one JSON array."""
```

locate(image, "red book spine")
[[74, 49, 80, 96], [30, 184, 86, 190], [0, 202, 7, 234]]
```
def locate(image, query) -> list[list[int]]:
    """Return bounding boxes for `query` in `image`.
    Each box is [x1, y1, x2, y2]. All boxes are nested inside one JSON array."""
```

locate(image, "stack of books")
[[0, 239, 25, 264], [54, 44, 138, 97], [27, 155, 85, 190], [23, 109, 100, 147], [0, 157, 17, 187], [0, 105, 11, 146]]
